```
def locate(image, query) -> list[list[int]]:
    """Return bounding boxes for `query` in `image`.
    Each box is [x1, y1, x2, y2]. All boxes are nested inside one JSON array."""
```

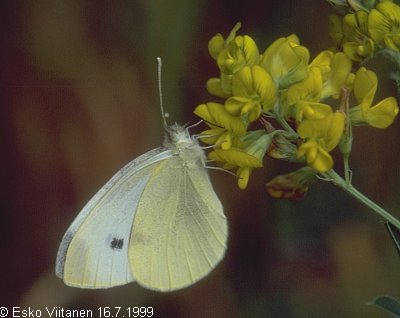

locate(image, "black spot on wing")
[[110, 237, 124, 250]]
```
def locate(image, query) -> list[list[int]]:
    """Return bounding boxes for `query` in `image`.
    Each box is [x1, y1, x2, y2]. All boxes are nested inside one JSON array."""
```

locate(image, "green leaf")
[[368, 295, 400, 318]]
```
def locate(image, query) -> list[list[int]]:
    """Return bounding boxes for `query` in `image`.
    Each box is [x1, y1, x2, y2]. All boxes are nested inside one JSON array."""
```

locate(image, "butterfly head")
[[165, 123, 193, 145]]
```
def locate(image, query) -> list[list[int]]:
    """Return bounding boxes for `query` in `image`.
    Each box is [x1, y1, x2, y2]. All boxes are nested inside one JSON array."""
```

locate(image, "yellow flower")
[[225, 65, 277, 122], [369, 1, 400, 51], [329, 14, 345, 50], [208, 22, 241, 60], [217, 35, 260, 74], [193, 102, 247, 149], [209, 130, 272, 189], [284, 67, 332, 121], [209, 22, 260, 75], [297, 112, 345, 172], [283, 64, 344, 122], [349, 67, 399, 128], [207, 23, 260, 97], [309, 50, 352, 99], [260, 34, 310, 88], [342, 11, 375, 61]]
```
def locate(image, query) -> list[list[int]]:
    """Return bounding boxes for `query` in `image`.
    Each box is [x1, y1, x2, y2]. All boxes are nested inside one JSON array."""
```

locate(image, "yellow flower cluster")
[[194, 22, 398, 191], [330, 0, 400, 61]]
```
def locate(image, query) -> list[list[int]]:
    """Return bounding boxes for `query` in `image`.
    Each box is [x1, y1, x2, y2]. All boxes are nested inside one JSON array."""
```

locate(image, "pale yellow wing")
[[129, 157, 228, 291], [56, 148, 172, 288]]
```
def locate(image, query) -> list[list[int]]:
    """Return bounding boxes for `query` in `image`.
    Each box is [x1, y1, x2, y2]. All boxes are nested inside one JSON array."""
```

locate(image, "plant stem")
[[338, 86, 352, 185], [343, 154, 351, 185], [275, 114, 298, 138], [324, 169, 400, 230]]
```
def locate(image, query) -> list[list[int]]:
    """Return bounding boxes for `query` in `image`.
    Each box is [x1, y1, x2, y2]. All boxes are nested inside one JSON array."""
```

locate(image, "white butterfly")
[[55, 58, 228, 291]]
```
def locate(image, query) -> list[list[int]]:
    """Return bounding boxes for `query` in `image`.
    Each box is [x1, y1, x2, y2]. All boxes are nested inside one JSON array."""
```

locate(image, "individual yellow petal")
[[252, 65, 277, 110], [383, 32, 400, 51], [231, 65, 254, 95], [206, 78, 231, 98], [368, 9, 391, 45], [193, 102, 247, 136], [233, 35, 260, 66], [208, 34, 225, 60], [199, 128, 223, 145], [374, 1, 400, 25], [365, 97, 399, 128], [309, 146, 334, 172], [237, 167, 252, 189], [208, 148, 263, 168], [240, 100, 262, 121], [216, 131, 232, 149], [297, 138, 317, 158], [353, 67, 377, 110], [304, 142, 318, 163], [322, 112, 346, 151], [194, 103, 214, 123]]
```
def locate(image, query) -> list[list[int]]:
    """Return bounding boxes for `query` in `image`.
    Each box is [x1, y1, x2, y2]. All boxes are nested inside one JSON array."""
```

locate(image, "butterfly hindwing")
[[129, 155, 227, 291]]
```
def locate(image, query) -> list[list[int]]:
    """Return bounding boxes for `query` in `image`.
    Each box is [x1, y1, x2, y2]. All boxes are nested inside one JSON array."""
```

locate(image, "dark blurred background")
[[2, 1, 400, 317]]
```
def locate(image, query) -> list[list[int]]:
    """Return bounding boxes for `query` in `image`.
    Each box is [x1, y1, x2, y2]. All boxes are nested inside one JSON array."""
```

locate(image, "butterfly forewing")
[[56, 148, 173, 288]]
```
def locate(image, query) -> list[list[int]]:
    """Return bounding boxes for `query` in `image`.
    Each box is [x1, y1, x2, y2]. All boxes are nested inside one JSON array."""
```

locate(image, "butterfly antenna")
[[157, 57, 169, 129]]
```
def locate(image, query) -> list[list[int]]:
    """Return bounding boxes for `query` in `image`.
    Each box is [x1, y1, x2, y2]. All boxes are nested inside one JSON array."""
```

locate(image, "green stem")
[[275, 114, 298, 138], [343, 154, 351, 185], [324, 169, 400, 230]]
